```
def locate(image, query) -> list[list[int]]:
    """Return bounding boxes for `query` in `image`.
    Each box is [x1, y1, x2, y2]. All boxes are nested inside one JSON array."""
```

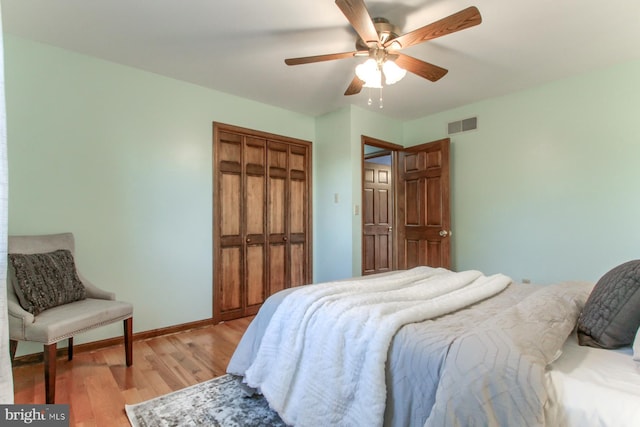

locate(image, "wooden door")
[[363, 159, 393, 275], [267, 141, 311, 294], [214, 131, 267, 322], [213, 123, 312, 324], [287, 144, 312, 288], [397, 138, 451, 269], [267, 141, 288, 295]]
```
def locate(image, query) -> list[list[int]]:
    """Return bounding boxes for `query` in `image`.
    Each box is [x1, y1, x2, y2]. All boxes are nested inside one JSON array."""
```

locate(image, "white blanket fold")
[[243, 267, 512, 427]]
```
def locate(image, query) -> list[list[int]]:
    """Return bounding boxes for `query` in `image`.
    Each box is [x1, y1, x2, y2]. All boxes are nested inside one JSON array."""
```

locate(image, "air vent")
[[448, 116, 477, 134]]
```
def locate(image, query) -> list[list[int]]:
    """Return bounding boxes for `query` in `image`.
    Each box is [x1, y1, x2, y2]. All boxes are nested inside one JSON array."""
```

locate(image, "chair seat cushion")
[[23, 298, 133, 344], [9, 249, 87, 315]]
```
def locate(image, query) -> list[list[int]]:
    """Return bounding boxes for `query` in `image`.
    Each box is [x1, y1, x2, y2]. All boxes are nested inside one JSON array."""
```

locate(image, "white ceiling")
[[2, 0, 640, 120]]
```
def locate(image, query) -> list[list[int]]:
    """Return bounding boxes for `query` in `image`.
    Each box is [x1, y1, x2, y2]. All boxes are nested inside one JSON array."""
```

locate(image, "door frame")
[[361, 135, 404, 274]]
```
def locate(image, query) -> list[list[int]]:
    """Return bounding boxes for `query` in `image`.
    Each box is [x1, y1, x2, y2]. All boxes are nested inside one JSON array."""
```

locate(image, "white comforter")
[[243, 267, 511, 427]]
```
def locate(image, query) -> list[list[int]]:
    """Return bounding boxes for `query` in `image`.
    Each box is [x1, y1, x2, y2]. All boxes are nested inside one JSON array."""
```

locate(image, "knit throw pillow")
[[8, 249, 87, 316]]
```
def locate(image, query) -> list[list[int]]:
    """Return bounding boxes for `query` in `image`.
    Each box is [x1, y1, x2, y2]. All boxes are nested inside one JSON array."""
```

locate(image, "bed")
[[227, 264, 640, 427]]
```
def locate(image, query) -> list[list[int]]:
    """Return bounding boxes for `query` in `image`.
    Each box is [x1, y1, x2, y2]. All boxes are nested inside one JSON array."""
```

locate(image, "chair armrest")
[[7, 290, 34, 340], [7, 295, 34, 323], [78, 273, 115, 300]]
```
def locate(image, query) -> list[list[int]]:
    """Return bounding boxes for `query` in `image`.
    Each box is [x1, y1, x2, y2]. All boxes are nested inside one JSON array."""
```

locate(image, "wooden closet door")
[[215, 132, 267, 322], [288, 144, 311, 288], [267, 141, 288, 295], [268, 141, 311, 295], [215, 131, 244, 321], [243, 137, 267, 311], [214, 123, 312, 323]]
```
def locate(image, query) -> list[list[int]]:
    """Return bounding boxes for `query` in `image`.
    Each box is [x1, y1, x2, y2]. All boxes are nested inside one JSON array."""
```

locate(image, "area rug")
[[125, 374, 288, 426]]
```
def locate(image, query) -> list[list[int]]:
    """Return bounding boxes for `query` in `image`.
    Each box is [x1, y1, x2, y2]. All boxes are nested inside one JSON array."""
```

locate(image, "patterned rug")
[[125, 374, 288, 427]]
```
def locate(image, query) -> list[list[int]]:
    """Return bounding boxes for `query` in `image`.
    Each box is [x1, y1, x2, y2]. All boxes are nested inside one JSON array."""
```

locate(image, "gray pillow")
[[8, 249, 87, 316], [577, 260, 640, 348]]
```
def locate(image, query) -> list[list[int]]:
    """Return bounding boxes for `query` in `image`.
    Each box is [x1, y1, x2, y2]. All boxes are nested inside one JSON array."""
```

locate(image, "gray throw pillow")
[[577, 260, 640, 349], [8, 249, 87, 316]]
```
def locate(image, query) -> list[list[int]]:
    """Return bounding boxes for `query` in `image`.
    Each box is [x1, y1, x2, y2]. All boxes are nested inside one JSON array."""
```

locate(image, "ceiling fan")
[[284, 0, 482, 97]]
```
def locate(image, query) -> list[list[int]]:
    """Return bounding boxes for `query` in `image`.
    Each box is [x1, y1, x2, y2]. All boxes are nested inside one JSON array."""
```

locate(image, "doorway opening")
[[361, 136, 403, 275], [361, 136, 452, 274]]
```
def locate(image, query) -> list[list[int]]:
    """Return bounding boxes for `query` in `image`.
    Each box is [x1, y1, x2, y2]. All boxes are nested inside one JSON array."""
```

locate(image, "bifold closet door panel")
[[288, 144, 310, 287], [267, 141, 288, 295], [214, 123, 312, 323], [244, 137, 267, 309]]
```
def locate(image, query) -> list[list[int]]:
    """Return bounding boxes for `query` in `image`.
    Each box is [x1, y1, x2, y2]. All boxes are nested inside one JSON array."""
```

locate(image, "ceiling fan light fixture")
[[355, 58, 382, 88], [356, 57, 406, 88], [363, 70, 382, 89], [382, 59, 406, 85]]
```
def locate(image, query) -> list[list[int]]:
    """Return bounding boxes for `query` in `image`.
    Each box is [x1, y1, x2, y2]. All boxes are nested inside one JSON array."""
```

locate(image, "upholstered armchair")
[[7, 233, 133, 404]]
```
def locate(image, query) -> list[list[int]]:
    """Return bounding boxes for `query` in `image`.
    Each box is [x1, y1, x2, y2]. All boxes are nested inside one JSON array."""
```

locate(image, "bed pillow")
[[576, 260, 640, 349], [634, 327, 640, 362], [8, 249, 87, 316]]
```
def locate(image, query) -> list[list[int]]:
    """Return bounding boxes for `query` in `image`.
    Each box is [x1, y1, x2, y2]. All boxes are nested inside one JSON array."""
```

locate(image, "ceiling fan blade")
[[285, 51, 359, 66], [384, 6, 482, 50], [344, 75, 364, 95], [393, 53, 448, 82], [335, 0, 380, 48]]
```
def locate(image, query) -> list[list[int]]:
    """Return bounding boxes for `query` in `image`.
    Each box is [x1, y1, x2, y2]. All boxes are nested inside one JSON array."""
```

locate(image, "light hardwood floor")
[[12, 317, 252, 427]]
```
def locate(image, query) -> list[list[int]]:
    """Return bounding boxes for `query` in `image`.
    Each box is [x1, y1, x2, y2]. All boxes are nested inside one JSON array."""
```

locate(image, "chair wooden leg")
[[124, 317, 133, 367], [9, 340, 17, 362], [67, 337, 73, 361], [44, 343, 57, 404]]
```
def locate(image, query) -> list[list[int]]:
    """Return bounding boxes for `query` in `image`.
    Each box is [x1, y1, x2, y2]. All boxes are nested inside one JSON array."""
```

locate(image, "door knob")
[[439, 230, 448, 237]]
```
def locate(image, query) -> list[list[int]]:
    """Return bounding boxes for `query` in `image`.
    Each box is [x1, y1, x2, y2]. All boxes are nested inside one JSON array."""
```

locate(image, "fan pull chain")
[[366, 87, 384, 108]]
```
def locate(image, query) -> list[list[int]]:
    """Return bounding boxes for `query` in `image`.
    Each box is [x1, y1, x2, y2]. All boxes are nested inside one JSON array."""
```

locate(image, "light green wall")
[[4, 35, 315, 355], [404, 59, 640, 284], [313, 108, 352, 282], [6, 32, 640, 356], [313, 106, 402, 282]]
